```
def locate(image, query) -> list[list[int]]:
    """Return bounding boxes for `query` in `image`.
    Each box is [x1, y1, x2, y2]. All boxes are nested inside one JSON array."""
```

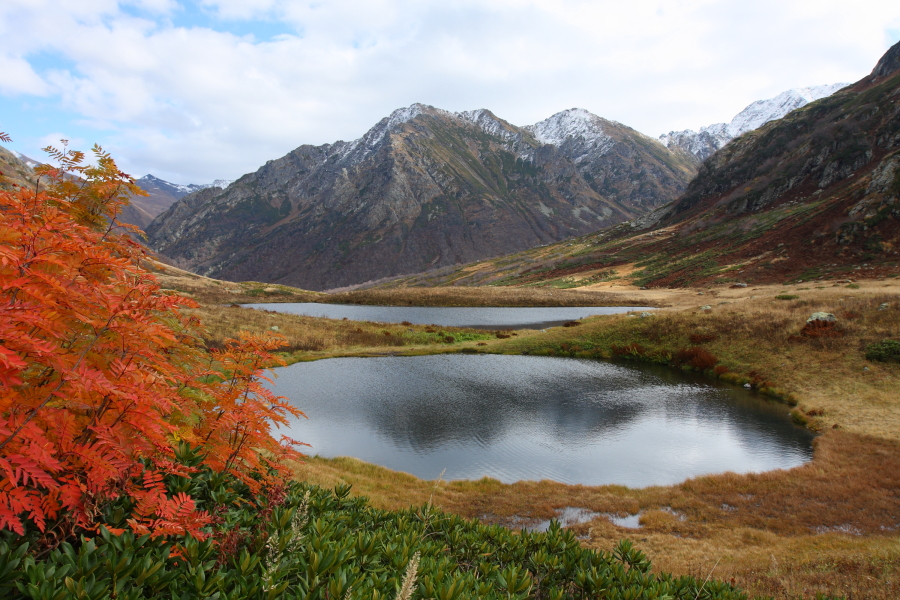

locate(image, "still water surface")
[[272, 355, 814, 487], [242, 303, 651, 329]]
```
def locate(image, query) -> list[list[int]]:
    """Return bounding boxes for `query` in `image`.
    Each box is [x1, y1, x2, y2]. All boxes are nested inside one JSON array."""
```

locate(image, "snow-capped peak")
[[526, 108, 611, 146], [198, 179, 234, 190], [337, 103, 450, 164], [524, 109, 616, 161], [136, 174, 232, 195], [660, 82, 848, 161], [725, 83, 848, 138]]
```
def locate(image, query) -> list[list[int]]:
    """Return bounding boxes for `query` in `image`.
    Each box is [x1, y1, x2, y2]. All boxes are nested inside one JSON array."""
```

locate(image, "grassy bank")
[[151, 260, 653, 307], [190, 303, 516, 363], [183, 276, 899, 599]]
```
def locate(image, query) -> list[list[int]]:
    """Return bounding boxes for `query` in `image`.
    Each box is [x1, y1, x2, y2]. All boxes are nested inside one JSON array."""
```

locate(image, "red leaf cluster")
[[0, 144, 304, 539]]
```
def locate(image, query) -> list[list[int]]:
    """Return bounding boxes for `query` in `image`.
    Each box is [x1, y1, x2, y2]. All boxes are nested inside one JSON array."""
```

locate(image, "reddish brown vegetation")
[[674, 346, 719, 370], [689, 333, 717, 344], [611, 343, 648, 357], [800, 319, 844, 338]]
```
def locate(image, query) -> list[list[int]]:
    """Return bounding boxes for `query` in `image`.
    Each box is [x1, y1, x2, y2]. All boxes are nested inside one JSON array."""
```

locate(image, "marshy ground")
[[155, 262, 900, 599]]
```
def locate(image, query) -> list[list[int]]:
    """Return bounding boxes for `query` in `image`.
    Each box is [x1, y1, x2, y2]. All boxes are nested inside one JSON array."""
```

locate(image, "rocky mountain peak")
[[524, 109, 617, 164], [336, 103, 455, 166], [147, 103, 696, 290], [871, 39, 900, 79], [525, 108, 612, 146], [660, 83, 848, 162]]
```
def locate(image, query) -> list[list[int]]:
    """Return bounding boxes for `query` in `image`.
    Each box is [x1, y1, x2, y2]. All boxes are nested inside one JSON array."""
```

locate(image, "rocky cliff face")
[[146, 105, 697, 290], [660, 83, 848, 162]]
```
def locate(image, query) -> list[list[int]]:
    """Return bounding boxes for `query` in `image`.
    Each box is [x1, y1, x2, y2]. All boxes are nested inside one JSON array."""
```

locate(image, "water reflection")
[[241, 303, 652, 329], [271, 355, 814, 487]]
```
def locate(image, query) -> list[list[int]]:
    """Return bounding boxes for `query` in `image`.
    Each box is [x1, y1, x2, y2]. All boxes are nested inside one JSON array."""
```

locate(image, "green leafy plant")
[[865, 340, 900, 363]]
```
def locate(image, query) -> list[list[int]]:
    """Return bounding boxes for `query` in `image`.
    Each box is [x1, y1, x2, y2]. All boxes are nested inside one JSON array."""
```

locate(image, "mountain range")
[[144, 76, 849, 292], [146, 106, 698, 290], [0, 149, 229, 230], [123, 175, 234, 229]]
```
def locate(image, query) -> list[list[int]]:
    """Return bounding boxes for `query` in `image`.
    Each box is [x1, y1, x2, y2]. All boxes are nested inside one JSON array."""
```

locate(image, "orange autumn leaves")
[[0, 144, 304, 538]]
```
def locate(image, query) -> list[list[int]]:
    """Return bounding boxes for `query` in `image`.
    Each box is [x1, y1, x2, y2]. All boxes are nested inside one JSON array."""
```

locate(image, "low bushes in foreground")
[[0, 456, 755, 600]]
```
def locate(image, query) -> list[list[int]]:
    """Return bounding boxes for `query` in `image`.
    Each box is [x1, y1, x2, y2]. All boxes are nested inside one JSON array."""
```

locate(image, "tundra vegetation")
[[1, 145, 765, 599], [162, 267, 900, 598]]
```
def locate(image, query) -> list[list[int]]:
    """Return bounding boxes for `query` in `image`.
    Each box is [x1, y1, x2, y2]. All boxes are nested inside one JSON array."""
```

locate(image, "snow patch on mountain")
[[337, 103, 460, 165], [660, 83, 849, 161], [11, 150, 40, 169], [136, 174, 233, 195], [457, 108, 536, 159], [525, 109, 616, 163], [726, 83, 848, 138], [197, 179, 235, 190]]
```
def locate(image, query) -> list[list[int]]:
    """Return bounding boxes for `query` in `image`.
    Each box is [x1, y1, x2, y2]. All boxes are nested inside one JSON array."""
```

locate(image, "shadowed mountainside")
[[146, 106, 697, 290]]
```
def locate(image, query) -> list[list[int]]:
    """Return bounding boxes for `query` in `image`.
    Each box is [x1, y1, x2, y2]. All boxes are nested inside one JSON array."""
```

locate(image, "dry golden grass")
[[189, 303, 509, 360], [275, 283, 900, 599], [323, 286, 655, 307], [176, 270, 898, 599], [149, 259, 652, 307]]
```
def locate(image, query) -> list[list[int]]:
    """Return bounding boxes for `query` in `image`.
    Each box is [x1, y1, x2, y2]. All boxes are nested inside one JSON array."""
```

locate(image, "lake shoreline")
[[157, 263, 900, 598]]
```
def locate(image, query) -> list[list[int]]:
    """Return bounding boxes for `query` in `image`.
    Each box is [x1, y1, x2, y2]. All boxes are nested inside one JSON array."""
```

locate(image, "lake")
[[241, 303, 652, 329], [271, 354, 814, 487]]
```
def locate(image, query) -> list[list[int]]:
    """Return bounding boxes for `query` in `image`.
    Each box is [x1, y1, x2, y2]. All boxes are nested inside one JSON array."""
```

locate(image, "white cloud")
[[1, 0, 900, 183], [0, 55, 51, 95]]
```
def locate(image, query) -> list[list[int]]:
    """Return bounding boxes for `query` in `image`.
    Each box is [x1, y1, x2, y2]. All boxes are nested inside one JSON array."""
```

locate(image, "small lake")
[[272, 355, 814, 487], [241, 303, 652, 329]]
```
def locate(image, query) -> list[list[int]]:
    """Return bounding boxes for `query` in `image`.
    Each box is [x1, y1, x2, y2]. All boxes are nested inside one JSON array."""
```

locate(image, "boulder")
[[806, 312, 836, 323]]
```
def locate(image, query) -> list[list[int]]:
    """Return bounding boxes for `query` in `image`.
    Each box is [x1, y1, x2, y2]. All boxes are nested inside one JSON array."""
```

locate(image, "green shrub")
[[846, 283, 860, 289], [865, 339, 900, 363], [775, 294, 799, 300], [0, 449, 751, 600]]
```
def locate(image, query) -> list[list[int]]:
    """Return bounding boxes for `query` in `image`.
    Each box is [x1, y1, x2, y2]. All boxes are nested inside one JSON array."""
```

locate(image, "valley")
[[3, 27, 900, 600], [167, 266, 900, 599]]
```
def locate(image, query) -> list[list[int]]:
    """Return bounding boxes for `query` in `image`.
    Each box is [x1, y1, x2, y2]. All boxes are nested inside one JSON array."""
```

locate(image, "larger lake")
[[242, 303, 652, 329], [272, 355, 814, 487]]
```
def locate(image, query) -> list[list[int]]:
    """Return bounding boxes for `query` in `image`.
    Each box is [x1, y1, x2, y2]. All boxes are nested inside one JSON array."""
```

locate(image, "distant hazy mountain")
[[660, 83, 848, 161], [147, 104, 697, 290]]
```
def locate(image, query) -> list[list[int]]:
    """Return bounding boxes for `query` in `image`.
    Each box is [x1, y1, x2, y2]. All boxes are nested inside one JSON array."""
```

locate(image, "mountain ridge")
[[387, 41, 900, 290], [146, 104, 697, 290]]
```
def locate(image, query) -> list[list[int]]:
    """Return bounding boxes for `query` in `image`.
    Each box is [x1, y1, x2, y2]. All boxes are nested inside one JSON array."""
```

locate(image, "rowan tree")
[[0, 140, 303, 540]]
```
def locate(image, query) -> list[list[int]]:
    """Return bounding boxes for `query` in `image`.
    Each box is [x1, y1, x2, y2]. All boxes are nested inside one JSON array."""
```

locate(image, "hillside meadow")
[[193, 277, 900, 600]]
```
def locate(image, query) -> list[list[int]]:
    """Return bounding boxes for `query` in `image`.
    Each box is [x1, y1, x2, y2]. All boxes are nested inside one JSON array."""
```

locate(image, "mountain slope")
[[374, 42, 900, 289], [660, 83, 848, 162], [147, 105, 696, 290]]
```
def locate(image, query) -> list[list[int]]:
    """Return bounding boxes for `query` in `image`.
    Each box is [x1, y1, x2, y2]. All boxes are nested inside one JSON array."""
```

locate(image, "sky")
[[2, 1, 899, 185]]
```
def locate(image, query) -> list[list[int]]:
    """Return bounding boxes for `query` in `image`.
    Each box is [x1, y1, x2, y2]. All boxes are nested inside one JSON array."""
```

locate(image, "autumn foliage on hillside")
[[0, 142, 303, 541]]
